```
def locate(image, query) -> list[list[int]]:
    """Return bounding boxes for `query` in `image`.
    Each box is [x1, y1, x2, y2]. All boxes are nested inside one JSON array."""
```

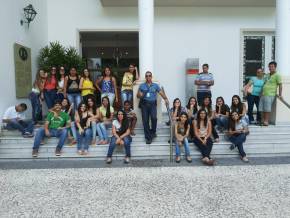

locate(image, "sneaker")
[[83, 150, 88, 155], [55, 147, 61, 156], [106, 157, 112, 164], [124, 157, 130, 164], [77, 150, 83, 155], [242, 156, 249, 162], [32, 149, 38, 157]]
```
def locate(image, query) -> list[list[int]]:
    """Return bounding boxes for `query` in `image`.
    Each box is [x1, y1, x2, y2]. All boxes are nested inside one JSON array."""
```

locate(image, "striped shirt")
[[195, 72, 214, 92]]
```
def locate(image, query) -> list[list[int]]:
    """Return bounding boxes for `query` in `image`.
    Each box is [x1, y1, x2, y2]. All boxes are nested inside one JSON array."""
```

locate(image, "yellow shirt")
[[81, 79, 94, 96], [99, 106, 114, 121], [121, 72, 134, 91]]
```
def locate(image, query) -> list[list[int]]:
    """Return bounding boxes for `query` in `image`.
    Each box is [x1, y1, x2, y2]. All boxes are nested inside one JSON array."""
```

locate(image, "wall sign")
[[14, 43, 32, 98]]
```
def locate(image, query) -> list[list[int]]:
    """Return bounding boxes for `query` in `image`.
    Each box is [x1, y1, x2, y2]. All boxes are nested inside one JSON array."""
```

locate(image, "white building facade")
[[1, 0, 289, 123]]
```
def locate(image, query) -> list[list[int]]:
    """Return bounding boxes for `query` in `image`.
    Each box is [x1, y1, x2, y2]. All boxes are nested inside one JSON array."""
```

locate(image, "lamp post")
[[20, 4, 37, 28]]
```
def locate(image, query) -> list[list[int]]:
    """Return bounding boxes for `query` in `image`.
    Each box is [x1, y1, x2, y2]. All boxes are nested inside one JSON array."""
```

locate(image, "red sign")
[[187, 69, 199, 75]]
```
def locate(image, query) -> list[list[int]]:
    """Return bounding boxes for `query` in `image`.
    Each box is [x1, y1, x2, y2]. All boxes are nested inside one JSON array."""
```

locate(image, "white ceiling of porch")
[[100, 0, 275, 7]]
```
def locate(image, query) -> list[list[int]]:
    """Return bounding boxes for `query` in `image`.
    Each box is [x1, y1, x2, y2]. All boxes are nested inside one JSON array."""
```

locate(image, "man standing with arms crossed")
[[195, 63, 214, 106]]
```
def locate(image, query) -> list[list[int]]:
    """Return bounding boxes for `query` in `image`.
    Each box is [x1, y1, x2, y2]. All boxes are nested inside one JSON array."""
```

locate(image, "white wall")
[[46, 1, 275, 107], [0, 0, 48, 120], [154, 7, 275, 105], [1, 0, 275, 118]]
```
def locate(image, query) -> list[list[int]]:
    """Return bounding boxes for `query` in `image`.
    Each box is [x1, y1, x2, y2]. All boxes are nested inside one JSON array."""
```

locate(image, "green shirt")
[[262, 73, 282, 96], [46, 111, 70, 129]]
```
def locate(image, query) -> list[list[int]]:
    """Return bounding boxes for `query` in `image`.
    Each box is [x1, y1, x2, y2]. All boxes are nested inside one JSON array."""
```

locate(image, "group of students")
[[2, 61, 282, 165], [169, 95, 249, 165], [28, 64, 139, 124]]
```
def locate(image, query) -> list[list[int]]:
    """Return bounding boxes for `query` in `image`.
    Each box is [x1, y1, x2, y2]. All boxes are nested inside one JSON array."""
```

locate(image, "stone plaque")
[[14, 43, 32, 98]]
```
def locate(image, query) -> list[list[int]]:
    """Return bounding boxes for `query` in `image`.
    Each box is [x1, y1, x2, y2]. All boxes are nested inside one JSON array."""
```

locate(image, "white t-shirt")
[[2, 106, 26, 120], [112, 120, 121, 132]]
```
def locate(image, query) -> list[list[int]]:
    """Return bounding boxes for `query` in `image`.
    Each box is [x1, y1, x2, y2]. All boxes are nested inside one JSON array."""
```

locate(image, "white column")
[[138, 0, 154, 78], [275, 0, 290, 75]]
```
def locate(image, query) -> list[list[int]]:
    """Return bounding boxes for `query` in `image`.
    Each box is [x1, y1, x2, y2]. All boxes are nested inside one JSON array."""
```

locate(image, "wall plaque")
[[14, 43, 32, 98]]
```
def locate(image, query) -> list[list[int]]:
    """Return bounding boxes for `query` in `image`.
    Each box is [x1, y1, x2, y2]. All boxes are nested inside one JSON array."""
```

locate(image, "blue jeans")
[[96, 122, 108, 141], [76, 128, 92, 150], [6, 119, 34, 135], [67, 93, 81, 112], [44, 89, 57, 109], [197, 91, 211, 106], [141, 100, 157, 141], [175, 138, 191, 157], [70, 121, 78, 140], [229, 133, 247, 157], [247, 95, 261, 122], [91, 121, 98, 141], [215, 116, 229, 130], [56, 93, 64, 101], [29, 92, 42, 123], [121, 90, 133, 107], [107, 135, 132, 157], [33, 128, 68, 150]]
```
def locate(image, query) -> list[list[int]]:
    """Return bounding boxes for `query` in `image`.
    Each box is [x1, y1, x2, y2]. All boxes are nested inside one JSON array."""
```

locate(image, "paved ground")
[[1, 156, 290, 169], [1, 164, 290, 218]]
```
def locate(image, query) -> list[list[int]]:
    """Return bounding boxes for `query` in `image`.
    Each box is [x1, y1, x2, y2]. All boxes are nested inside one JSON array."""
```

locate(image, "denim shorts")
[[259, 96, 275, 112]]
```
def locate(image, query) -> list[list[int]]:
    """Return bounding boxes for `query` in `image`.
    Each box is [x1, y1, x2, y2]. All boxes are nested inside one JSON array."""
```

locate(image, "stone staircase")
[[1, 118, 290, 161]]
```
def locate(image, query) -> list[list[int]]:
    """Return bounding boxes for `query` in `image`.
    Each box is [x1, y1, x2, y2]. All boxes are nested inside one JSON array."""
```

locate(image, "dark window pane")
[[245, 62, 262, 78], [245, 39, 263, 60]]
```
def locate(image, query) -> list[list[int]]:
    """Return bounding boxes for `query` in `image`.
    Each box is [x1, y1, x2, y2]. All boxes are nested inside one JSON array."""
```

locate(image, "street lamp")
[[20, 4, 37, 28]]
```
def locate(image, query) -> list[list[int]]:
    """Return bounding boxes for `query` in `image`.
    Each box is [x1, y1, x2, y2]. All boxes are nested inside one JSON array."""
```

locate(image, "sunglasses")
[[145, 75, 152, 77]]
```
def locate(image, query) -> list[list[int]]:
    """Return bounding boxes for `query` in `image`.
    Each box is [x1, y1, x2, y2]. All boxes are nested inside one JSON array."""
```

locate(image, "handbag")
[[243, 84, 253, 96]]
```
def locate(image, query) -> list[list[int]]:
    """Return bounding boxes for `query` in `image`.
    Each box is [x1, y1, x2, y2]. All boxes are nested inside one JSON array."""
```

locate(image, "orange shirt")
[[44, 75, 57, 90]]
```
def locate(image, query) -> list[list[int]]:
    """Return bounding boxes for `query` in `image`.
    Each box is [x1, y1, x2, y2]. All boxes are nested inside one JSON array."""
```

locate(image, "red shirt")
[[44, 75, 57, 90]]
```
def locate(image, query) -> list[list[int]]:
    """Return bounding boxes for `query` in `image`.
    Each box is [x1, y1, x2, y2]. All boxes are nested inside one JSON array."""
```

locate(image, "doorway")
[[80, 31, 139, 108]]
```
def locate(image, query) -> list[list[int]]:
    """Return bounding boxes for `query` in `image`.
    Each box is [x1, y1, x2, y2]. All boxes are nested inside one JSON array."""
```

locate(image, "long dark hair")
[[47, 66, 57, 84], [178, 112, 189, 134], [129, 63, 137, 81], [186, 96, 198, 114], [231, 95, 243, 114], [228, 111, 240, 131], [57, 66, 66, 81], [77, 102, 87, 117], [102, 96, 111, 118], [103, 66, 112, 79], [86, 96, 97, 115], [61, 98, 70, 113], [215, 96, 228, 114], [201, 96, 212, 117], [116, 110, 129, 135], [172, 98, 182, 117], [196, 109, 208, 129], [81, 68, 92, 81]]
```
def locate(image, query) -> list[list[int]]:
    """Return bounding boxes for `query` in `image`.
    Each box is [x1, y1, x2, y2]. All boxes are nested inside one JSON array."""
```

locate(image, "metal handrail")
[[276, 95, 290, 110], [166, 104, 174, 162], [161, 86, 174, 162]]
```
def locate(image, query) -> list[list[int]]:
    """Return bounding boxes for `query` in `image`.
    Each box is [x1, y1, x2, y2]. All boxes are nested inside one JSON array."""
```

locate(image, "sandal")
[[186, 156, 192, 163]]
